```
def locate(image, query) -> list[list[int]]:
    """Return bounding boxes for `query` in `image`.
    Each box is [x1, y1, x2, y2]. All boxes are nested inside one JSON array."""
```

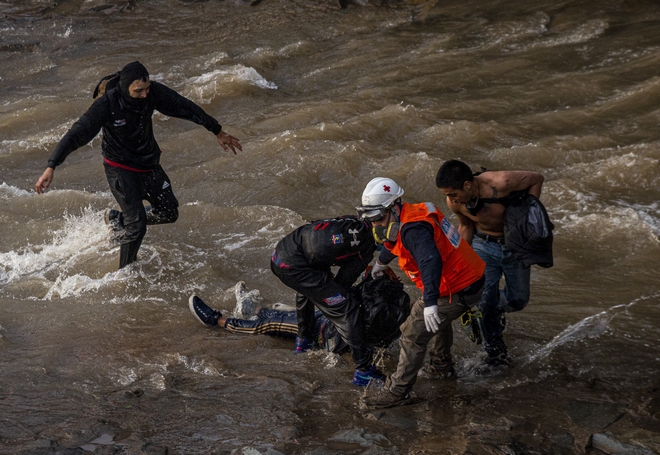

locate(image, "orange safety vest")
[[385, 202, 486, 297]]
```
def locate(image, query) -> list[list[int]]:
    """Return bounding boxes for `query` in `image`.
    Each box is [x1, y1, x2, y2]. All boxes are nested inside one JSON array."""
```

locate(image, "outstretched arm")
[[35, 97, 108, 194], [153, 82, 243, 154]]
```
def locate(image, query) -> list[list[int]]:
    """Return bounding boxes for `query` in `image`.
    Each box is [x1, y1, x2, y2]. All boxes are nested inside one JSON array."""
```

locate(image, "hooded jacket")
[[47, 81, 221, 171]]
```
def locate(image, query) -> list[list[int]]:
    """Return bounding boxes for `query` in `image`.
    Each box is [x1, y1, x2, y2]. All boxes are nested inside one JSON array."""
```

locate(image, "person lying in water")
[[189, 272, 411, 358]]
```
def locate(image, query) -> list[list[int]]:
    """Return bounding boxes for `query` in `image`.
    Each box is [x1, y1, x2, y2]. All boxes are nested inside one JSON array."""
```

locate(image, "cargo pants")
[[388, 281, 484, 395]]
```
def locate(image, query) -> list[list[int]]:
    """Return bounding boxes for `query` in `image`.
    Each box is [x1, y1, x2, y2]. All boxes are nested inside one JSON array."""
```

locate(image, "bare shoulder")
[[481, 170, 544, 195]]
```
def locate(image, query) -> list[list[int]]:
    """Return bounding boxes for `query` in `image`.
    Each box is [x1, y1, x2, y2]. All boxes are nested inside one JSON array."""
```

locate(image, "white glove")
[[371, 261, 389, 279], [423, 305, 441, 333]]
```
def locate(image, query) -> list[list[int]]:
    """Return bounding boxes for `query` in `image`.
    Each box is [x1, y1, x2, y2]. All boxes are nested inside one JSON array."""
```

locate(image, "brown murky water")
[[1, 0, 659, 453]]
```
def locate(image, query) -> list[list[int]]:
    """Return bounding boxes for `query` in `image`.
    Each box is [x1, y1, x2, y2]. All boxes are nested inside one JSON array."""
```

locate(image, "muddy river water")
[[1, 0, 659, 453]]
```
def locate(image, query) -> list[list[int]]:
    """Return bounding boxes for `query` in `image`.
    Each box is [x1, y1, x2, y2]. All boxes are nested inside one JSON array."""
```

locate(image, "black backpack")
[[355, 274, 411, 348], [92, 71, 120, 99]]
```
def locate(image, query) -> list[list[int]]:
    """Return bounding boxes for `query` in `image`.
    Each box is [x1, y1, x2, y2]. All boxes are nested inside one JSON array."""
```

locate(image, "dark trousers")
[[270, 261, 373, 371], [104, 163, 179, 268]]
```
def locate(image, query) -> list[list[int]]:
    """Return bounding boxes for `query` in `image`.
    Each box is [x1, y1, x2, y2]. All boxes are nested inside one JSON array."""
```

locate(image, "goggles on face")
[[355, 205, 390, 222]]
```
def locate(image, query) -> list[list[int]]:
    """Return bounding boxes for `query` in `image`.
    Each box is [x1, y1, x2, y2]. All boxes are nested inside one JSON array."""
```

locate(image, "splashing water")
[[524, 292, 660, 364], [0, 206, 109, 284]]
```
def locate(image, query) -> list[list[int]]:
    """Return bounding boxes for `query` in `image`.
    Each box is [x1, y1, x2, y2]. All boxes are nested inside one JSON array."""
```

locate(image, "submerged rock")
[[589, 433, 656, 455]]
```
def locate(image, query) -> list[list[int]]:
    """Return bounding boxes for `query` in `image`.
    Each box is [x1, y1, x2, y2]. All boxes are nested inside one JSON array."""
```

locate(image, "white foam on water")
[[625, 201, 660, 238], [43, 270, 127, 300], [196, 52, 230, 70], [183, 65, 277, 104], [479, 12, 550, 50], [214, 233, 262, 251], [173, 353, 224, 377], [523, 19, 609, 50], [0, 182, 30, 199], [0, 122, 91, 155], [114, 366, 138, 386], [0, 206, 120, 292]]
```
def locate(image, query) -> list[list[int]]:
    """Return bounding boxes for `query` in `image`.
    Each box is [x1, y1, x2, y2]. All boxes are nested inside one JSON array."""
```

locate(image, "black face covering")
[[118, 61, 150, 111]]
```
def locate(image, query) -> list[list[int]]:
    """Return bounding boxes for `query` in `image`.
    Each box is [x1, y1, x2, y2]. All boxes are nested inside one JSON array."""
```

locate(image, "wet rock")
[[588, 432, 656, 455], [140, 441, 169, 454], [327, 428, 392, 451], [550, 432, 575, 450], [230, 448, 286, 455], [363, 409, 418, 430], [566, 400, 625, 431], [48, 0, 138, 14], [628, 381, 660, 432]]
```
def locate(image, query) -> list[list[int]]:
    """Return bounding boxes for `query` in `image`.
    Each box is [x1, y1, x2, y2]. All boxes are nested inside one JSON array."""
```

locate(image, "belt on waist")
[[474, 230, 505, 245]]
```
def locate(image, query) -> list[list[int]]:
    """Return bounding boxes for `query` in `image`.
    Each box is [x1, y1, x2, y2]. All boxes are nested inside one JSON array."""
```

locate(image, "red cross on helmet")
[[360, 177, 404, 208]]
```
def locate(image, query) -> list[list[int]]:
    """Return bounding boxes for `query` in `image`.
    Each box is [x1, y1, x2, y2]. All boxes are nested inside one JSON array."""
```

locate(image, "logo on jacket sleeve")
[[114, 119, 127, 127], [324, 293, 346, 306], [348, 228, 360, 246], [331, 234, 344, 244]]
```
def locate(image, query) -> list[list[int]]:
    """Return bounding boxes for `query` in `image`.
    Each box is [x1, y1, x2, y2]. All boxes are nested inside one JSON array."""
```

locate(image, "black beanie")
[[119, 61, 149, 94]]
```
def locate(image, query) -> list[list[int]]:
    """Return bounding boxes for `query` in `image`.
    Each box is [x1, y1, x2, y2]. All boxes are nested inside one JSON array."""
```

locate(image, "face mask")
[[373, 222, 400, 244]]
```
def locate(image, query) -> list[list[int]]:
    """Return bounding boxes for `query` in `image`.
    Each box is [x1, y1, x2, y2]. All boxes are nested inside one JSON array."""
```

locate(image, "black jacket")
[[47, 81, 221, 170], [503, 192, 554, 268], [275, 216, 377, 287]]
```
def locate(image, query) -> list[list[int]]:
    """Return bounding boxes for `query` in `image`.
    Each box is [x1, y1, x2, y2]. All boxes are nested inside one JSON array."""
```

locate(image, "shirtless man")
[[435, 159, 544, 366]]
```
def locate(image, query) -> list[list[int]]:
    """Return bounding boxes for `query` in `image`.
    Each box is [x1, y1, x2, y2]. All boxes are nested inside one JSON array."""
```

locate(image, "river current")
[[1, 0, 659, 454]]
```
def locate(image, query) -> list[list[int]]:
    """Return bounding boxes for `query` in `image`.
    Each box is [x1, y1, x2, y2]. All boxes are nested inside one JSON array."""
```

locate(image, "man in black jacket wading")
[[35, 61, 242, 269]]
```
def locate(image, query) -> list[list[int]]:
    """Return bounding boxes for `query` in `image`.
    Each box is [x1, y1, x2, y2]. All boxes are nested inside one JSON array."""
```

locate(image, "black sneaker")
[[189, 295, 222, 327]]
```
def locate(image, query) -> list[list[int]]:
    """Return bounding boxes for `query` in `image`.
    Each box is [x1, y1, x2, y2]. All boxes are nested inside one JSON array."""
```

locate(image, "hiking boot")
[[188, 295, 222, 327], [362, 386, 412, 409], [422, 363, 456, 380], [294, 337, 311, 353], [352, 365, 386, 387]]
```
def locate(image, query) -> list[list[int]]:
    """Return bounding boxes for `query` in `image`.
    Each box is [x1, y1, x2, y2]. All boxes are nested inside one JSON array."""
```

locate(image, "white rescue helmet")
[[361, 177, 404, 208]]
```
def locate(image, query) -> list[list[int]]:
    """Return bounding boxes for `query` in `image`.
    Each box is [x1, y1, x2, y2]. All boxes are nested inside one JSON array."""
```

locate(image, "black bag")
[[355, 274, 411, 348], [503, 191, 555, 268]]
